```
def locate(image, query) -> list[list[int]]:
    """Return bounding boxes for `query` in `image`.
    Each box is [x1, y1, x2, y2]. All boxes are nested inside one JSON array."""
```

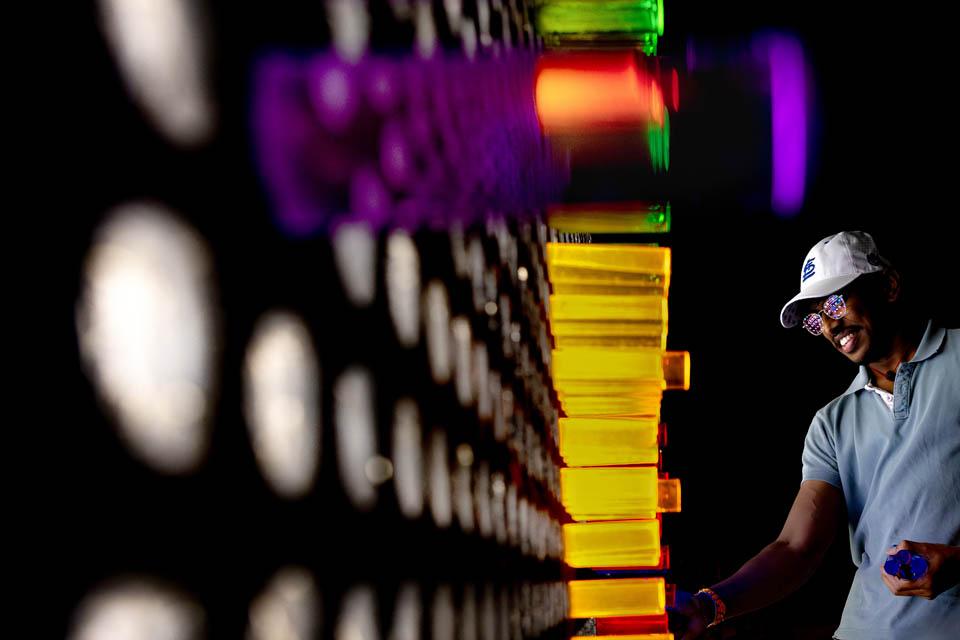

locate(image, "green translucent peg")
[[648, 109, 670, 173], [537, 0, 664, 37], [547, 202, 671, 234]]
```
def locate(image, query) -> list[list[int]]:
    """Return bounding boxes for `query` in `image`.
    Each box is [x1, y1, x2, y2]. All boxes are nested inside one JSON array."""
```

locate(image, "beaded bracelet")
[[695, 587, 727, 627]]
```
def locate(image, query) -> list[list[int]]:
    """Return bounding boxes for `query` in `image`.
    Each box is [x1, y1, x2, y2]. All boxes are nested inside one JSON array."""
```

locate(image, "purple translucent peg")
[[350, 165, 393, 230], [363, 60, 401, 115], [380, 118, 416, 190], [307, 56, 359, 135]]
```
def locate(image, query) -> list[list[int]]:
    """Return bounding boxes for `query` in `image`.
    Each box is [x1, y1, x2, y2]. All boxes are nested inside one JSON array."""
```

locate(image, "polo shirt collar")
[[841, 319, 944, 397]]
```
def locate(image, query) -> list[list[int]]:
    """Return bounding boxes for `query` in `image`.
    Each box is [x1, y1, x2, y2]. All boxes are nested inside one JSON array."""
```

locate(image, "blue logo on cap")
[[802, 258, 816, 282]]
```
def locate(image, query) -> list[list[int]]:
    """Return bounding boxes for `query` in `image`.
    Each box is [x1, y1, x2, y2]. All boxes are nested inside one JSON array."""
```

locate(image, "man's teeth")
[[840, 334, 853, 347]]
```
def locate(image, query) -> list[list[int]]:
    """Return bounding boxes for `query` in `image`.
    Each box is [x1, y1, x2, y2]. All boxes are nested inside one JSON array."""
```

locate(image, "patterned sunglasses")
[[802, 294, 847, 335]]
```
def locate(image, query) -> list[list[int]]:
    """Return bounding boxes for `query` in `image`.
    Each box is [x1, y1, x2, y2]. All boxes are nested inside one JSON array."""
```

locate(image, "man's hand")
[[667, 590, 712, 640], [880, 540, 960, 600]]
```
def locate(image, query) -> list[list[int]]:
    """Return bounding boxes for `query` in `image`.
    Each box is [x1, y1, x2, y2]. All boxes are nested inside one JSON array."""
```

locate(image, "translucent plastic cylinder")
[[561, 468, 680, 521], [535, 53, 664, 133], [596, 614, 670, 635], [550, 294, 667, 323], [662, 351, 690, 390], [547, 202, 670, 235], [559, 395, 662, 419], [552, 347, 663, 382], [556, 380, 664, 397], [537, 1, 663, 36], [564, 520, 661, 568], [559, 417, 659, 466], [568, 577, 666, 617], [553, 334, 667, 350], [547, 244, 671, 287]]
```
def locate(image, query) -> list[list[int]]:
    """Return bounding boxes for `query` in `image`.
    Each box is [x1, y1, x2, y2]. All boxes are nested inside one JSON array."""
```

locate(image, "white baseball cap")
[[780, 230, 889, 328]]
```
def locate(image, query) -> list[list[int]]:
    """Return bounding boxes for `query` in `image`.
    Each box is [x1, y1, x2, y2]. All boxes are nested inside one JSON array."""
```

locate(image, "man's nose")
[[821, 313, 842, 338]]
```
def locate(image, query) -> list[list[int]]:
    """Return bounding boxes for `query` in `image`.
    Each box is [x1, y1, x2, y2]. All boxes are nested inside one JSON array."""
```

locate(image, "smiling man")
[[672, 231, 959, 639]]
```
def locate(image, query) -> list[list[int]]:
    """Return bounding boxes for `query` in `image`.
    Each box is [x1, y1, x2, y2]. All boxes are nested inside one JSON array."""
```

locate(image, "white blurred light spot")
[[516, 266, 528, 282], [386, 231, 421, 348], [337, 586, 379, 640], [70, 578, 204, 640], [461, 584, 478, 640], [480, 584, 495, 640], [392, 398, 425, 519], [98, 0, 215, 146], [506, 483, 518, 547], [326, 0, 370, 63], [364, 455, 394, 485], [388, 0, 412, 20], [424, 281, 452, 384], [333, 223, 377, 307], [334, 367, 378, 510], [453, 459, 475, 534], [414, 0, 438, 59], [431, 585, 455, 640], [248, 567, 320, 640], [427, 428, 452, 528], [477, 0, 492, 48], [77, 203, 216, 474], [474, 344, 492, 421], [244, 312, 321, 499], [456, 444, 474, 467], [389, 583, 421, 640], [443, 0, 463, 33], [474, 463, 493, 539], [451, 317, 473, 406]]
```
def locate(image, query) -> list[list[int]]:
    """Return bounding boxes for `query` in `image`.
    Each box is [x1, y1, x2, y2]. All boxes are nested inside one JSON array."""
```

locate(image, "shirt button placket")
[[894, 364, 913, 419]]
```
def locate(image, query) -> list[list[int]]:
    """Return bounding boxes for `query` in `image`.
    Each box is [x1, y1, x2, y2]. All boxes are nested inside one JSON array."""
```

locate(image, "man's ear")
[[883, 269, 902, 303]]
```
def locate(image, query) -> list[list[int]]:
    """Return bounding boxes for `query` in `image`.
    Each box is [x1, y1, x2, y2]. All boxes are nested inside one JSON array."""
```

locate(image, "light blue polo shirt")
[[802, 321, 960, 640]]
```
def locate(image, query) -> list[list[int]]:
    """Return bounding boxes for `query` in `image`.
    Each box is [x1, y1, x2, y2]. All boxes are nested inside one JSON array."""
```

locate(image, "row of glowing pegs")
[[536, 9, 677, 635], [543, 242, 686, 638]]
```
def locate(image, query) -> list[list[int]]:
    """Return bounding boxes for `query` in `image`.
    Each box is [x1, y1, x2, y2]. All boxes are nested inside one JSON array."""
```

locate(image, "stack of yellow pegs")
[[545, 241, 688, 623]]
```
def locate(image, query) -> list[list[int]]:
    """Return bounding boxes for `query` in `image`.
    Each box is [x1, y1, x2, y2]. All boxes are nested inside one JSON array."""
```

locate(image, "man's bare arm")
[[709, 479, 845, 618]]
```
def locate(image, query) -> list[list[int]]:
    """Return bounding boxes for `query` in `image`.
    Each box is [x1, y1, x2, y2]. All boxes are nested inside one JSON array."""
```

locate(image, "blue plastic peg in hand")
[[884, 548, 929, 581]]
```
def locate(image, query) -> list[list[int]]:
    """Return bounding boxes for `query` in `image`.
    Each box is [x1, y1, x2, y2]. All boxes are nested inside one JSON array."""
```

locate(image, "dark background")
[[656, 3, 958, 639], [50, 2, 958, 639]]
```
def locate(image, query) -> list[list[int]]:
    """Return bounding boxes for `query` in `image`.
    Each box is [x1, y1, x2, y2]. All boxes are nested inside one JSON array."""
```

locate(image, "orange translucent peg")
[[662, 351, 690, 390], [568, 577, 666, 617], [559, 417, 659, 466], [561, 467, 681, 521], [535, 52, 666, 135], [564, 519, 661, 568]]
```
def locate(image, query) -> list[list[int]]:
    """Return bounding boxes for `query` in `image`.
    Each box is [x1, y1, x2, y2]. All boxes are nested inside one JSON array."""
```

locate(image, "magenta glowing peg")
[[307, 57, 359, 135], [363, 60, 401, 115], [379, 118, 416, 191]]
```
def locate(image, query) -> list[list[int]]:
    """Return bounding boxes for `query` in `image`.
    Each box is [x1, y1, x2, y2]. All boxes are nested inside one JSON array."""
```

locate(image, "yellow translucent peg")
[[550, 294, 667, 323], [547, 243, 671, 279], [556, 380, 664, 397], [561, 468, 681, 521], [553, 334, 667, 350], [553, 347, 663, 382], [551, 319, 666, 338], [551, 281, 667, 296], [559, 417, 659, 466], [568, 577, 665, 617], [559, 395, 662, 419], [564, 520, 661, 568], [663, 351, 690, 390]]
